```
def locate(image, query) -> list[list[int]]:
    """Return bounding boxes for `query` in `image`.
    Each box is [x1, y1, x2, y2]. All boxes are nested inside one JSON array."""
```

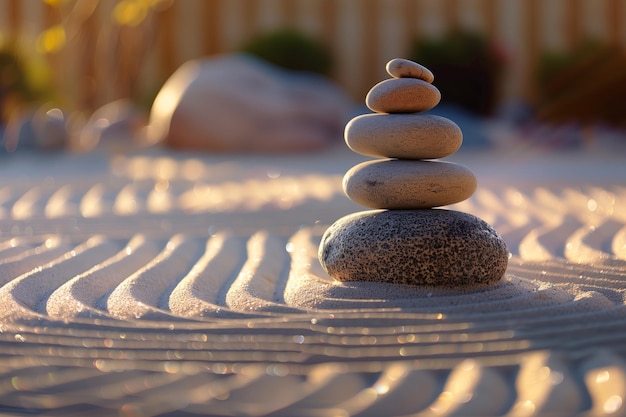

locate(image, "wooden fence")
[[1, 0, 625, 112]]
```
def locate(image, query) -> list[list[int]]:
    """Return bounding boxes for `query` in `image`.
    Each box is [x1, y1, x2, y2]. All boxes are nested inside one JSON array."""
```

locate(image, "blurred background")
[[0, 0, 625, 153]]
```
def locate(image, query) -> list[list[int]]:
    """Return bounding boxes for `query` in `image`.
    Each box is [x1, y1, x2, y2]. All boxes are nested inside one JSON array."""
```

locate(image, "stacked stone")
[[319, 59, 508, 287]]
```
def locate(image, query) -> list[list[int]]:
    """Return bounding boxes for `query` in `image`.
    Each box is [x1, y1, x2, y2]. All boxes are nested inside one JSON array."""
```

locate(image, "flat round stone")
[[366, 78, 441, 114], [345, 113, 462, 159], [386, 58, 434, 83], [318, 209, 509, 286], [343, 159, 477, 209]]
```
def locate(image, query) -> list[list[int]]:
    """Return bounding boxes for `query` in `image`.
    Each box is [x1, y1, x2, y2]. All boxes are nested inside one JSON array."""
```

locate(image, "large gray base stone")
[[319, 209, 508, 287]]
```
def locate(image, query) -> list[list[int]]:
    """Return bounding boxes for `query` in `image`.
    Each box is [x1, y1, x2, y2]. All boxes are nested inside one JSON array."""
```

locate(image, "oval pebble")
[[345, 113, 462, 159], [366, 78, 441, 114], [343, 159, 477, 209], [386, 58, 434, 83], [318, 209, 509, 286]]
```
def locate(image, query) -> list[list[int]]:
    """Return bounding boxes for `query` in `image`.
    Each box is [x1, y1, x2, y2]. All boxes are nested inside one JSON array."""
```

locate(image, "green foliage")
[[0, 45, 34, 100], [0, 42, 53, 124], [0, 44, 33, 124], [409, 30, 504, 115], [535, 41, 626, 126], [536, 41, 606, 88], [240, 29, 333, 76], [411, 30, 498, 68]]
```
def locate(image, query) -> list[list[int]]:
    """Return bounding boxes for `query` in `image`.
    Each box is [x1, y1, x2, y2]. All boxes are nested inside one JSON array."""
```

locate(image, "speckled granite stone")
[[319, 209, 508, 286]]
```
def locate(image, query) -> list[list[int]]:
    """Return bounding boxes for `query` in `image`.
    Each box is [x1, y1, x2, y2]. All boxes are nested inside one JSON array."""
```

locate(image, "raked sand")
[[0, 144, 625, 416]]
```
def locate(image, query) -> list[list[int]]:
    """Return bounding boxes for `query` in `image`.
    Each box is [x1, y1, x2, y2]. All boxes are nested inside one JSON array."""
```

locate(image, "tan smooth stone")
[[366, 78, 441, 114], [386, 58, 434, 83], [345, 113, 462, 159], [343, 159, 477, 209]]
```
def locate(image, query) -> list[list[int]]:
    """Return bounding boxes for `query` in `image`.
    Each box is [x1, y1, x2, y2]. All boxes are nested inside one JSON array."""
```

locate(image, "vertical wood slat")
[[79, 5, 97, 112], [7, 0, 22, 41], [361, 0, 380, 98], [156, 4, 177, 80], [444, 0, 460, 30], [2, 0, 625, 106], [279, 0, 297, 27], [242, 0, 260, 42], [203, 0, 221, 56], [565, 0, 582, 50], [378, 0, 410, 71], [404, 0, 420, 43], [607, 0, 622, 45], [483, 0, 498, 40], [42, 2, 61, 93], [319, 0, 337, 52], [523, 0, 540, 102], [7, 0, 21, 38]]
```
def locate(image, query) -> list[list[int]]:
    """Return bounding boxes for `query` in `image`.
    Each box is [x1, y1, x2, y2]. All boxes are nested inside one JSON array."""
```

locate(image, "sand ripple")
[[0, 153, 625, 416]]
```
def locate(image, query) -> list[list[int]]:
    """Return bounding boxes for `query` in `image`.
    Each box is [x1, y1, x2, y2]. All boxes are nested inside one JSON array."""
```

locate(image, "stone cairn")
[[319, 58, 508, 287]]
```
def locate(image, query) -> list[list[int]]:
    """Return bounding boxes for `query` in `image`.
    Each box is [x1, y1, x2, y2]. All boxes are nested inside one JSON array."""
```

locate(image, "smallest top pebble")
[[386, 58, 434, 83]]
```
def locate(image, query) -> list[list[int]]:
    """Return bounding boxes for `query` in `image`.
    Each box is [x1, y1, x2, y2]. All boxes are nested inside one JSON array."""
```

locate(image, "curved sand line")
[[0, 152, 625, 416]]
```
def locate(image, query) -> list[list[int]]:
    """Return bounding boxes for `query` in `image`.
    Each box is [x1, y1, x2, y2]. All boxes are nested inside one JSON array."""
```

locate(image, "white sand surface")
[[0, 143, 625, 416]]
